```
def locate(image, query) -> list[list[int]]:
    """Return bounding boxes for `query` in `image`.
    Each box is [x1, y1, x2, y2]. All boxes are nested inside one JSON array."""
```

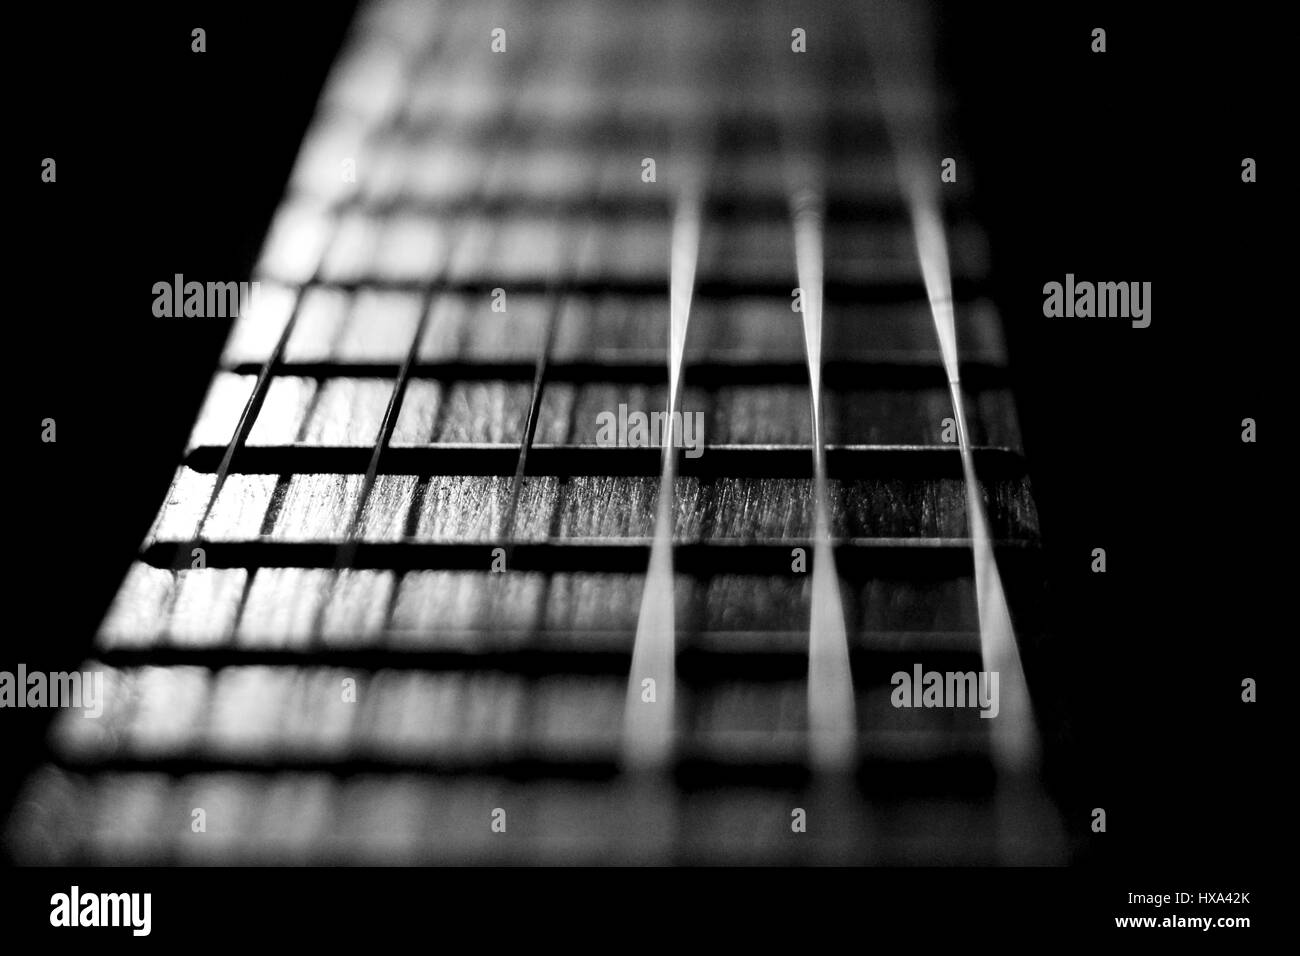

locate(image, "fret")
[[223, 293, 1008, 370], [17, 769, 1005, 864], [95, 563, 993, 656], [45, 664, 1004, 769], [193, 376, 1021, 450], [141, 470, 1040, 546], [397, 80, 947, 137]]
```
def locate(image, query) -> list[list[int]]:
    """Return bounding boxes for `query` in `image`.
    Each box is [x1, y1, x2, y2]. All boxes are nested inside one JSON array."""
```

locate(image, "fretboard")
[[7, 0, 1064, 865]]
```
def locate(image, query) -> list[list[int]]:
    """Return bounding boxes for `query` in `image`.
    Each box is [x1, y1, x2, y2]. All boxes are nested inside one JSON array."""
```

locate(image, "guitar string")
[[621, 18, 713, 771], [186, 9, 461, 550], [766, 0, 859, 773], [871, 9, 1042, 778], [316, 5, 565, 614]]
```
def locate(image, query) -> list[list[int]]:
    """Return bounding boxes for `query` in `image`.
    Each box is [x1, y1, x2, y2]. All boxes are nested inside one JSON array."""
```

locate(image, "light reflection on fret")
[[98, 560, 993, 659], [224, 291, 1011, 369], [46, 663, 1003, 769], [141, 468, 1043, 548]]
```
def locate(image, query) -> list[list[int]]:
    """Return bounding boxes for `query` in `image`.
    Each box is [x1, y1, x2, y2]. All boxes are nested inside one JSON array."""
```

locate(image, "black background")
[[6, 0, 1275, 923], [10, 1, 357, 815], [947, 2, 1273, 874]]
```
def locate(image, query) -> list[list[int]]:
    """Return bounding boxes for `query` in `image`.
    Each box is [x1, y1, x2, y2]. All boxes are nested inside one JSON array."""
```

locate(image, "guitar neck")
[[6, 0, 1065, 866]]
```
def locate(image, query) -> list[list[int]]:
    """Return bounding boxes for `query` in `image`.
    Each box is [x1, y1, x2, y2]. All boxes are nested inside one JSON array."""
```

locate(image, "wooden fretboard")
[[7, 0, 1065, 865]]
